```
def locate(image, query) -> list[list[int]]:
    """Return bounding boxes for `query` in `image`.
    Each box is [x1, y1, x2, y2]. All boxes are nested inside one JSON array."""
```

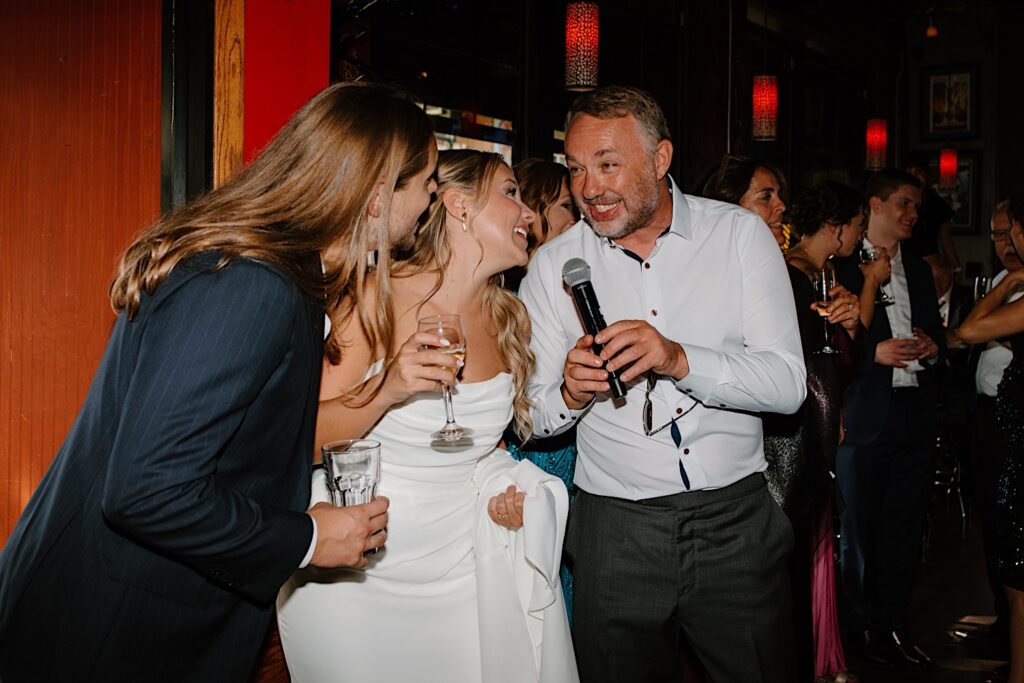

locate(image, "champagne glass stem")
[[442, 383, 457, 427]]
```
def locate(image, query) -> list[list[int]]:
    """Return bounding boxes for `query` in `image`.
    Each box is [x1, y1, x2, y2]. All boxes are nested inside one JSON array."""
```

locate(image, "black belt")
[[890, 386, 920, 396]]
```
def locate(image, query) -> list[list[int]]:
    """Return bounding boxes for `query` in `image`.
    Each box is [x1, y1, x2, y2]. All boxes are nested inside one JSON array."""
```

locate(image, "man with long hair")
[[0, 82, 437, 682]]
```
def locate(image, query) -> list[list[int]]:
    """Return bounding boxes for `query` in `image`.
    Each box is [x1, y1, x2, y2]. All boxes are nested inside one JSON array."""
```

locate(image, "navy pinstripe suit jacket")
[[0, 254, 322, 682]]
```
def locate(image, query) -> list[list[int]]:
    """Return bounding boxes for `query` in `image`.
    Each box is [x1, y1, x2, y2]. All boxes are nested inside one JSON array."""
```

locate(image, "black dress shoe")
[[855, 630, 930, 669], [890, 630, 931, 667]]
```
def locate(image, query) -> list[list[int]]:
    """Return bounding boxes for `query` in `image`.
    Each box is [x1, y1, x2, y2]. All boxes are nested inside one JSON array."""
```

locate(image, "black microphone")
[[562, 258, 628, 400]]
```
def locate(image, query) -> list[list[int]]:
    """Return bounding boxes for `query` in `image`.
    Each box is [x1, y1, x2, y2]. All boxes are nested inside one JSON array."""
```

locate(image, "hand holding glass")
[[859, 247, 895, 306], [321, 440, 380, 507], [417, 314, 473, 442], [813, 268, 840, 355]]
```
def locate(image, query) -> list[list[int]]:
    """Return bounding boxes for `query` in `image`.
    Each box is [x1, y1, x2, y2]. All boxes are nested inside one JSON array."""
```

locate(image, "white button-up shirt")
[[866, 239, 922, 387], [976, 269, 1022, 396], [519, 179, 806, 499]]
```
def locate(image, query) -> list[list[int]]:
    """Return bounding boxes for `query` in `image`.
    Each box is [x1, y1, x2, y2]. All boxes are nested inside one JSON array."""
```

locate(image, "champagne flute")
[[813, 268, 840, 355], [417, 314, 473, 442], [859, 247, 895, 306], [973, 275, 990, 303]]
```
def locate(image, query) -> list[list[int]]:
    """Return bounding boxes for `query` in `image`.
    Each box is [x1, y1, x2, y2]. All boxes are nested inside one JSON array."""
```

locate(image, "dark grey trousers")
[[566, 473, 795, 683]]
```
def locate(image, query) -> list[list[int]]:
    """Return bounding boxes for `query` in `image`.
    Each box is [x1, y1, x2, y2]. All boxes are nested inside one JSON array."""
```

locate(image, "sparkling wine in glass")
[[813, 268, 840, 355], [859, 247, 895, 306], [417, 314, 473, 443]]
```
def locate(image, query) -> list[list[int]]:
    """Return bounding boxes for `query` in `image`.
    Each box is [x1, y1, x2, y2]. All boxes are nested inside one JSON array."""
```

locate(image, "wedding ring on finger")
[[847, 302, 853, 312]]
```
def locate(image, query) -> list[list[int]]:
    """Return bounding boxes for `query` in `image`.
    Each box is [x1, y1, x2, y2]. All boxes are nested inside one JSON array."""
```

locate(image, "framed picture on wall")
[[927, 150, 981, 235], [921, 65, 980, 140]]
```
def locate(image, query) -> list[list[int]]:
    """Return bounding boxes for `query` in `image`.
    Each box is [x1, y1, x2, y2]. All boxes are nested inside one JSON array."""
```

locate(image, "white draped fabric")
[[276, 373, 578, 683]]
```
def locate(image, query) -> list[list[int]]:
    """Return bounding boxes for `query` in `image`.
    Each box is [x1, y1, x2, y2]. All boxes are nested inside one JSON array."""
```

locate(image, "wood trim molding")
[[214, 0, 244, 188]]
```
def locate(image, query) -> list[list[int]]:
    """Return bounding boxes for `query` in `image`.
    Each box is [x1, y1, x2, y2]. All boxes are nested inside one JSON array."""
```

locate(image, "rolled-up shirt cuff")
[[299, 515, 318, 569], [673, 344, 724, 404]]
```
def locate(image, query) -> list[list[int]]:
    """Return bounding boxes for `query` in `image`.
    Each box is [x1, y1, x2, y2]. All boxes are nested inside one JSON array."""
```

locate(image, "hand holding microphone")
[[561, 259, 688, 408]]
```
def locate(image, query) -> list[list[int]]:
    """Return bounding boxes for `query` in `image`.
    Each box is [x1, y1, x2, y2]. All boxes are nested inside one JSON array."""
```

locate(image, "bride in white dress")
[[277, 150, 578, 683]]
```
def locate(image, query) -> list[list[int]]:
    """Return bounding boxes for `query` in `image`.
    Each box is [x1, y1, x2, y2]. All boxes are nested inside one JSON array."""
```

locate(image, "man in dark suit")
[[835, 169, 945, 669], [0, 81, 439, 682]]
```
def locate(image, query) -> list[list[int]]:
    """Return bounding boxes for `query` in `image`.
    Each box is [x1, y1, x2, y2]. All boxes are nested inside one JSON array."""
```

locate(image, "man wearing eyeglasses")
[[520, 86, 806, 682], [966, 199, 1023, 655]]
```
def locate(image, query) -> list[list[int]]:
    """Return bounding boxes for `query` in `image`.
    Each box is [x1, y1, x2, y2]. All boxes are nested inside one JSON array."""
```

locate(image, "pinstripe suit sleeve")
[[100, 260, 313, 603]]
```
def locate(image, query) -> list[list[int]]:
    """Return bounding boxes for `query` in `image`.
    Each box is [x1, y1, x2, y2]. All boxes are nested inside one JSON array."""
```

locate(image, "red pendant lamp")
[[865, 118, 887, 170], [939, 149, 958, 189], [752, 75, 778, 141], [565, 2, 599, 92]]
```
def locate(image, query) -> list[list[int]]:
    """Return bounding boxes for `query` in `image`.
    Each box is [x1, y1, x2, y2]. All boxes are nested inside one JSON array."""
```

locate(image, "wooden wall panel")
[[214, 0, 245, 188], [0, 0, 162, 541]]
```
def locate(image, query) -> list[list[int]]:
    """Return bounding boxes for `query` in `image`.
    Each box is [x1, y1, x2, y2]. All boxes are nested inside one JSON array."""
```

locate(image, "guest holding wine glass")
[[704, 166, 861, 683], [277, 150, 578, 683], [832, 169, 943, 670]]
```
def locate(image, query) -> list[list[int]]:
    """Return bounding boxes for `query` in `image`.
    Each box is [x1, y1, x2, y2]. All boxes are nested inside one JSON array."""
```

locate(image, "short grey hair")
[[993, 198, 1010, 221], [565, 86, 672, 148]]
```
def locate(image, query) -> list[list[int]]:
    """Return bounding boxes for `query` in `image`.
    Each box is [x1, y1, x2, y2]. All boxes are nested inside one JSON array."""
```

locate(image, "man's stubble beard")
[[583, 177, 661, 240]]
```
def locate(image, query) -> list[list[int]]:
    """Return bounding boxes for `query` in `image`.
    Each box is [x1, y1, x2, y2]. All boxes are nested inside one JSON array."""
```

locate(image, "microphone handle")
[[571, 282, 628, 399]]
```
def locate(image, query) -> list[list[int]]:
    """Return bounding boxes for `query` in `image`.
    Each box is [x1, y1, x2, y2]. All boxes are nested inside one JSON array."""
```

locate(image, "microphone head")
[[562, 258, 592, 287]]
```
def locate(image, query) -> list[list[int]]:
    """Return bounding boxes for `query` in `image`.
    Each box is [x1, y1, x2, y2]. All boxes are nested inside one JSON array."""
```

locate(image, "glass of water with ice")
[[321, 439, 380, 507]]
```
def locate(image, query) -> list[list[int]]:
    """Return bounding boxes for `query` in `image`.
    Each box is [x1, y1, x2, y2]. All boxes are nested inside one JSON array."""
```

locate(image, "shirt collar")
[[598, 175, 692, 250]]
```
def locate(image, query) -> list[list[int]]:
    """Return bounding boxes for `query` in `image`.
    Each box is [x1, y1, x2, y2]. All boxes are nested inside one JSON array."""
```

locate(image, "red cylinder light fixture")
[[752, 75, 778, 141], [939, 148, 958, 189], [565, 2, 599, 92], [865, 118, 888, 170]]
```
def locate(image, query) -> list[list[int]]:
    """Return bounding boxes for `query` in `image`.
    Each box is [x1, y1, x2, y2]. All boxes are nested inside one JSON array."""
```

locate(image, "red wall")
[[0, 0, 163, 539], [243, 0, 331, 161]]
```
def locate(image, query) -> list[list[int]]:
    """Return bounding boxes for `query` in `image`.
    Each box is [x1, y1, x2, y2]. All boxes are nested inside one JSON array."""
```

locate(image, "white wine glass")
[[417, 314, 473, 443], [813, 268, 840, 355], [859, 247, 895, 306]]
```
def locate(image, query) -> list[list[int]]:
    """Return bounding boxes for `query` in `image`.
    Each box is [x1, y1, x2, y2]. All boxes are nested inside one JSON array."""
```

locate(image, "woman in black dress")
[[957, 190, 1024, 683]]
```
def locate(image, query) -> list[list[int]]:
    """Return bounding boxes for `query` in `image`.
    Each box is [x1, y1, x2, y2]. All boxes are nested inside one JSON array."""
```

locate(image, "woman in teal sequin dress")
[[506, 158, 580, 618]]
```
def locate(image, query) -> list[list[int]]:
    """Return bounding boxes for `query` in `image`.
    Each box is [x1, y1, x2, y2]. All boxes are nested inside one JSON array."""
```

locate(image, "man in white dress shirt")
[[833, 169, 943, 670], [519, 86, 806, 682]]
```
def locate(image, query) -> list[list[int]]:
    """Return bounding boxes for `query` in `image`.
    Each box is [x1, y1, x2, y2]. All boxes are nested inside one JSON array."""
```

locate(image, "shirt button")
[[683, 448, 690, 455], [719, 403, 727, 408], [559, 413, 566, 420], [651, 309, 658, 316], [676, 407, 683, 415], [644, 262, 651, 270], [543, 429, 550, 434]]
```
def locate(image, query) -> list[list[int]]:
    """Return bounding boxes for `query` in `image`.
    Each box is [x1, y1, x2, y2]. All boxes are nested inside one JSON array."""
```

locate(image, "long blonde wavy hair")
[[109, 81, 435, 365], [392, 150, 535, 439]]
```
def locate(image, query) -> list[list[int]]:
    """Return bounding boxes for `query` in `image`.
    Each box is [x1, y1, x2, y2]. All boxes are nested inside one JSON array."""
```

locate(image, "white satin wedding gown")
[[277, 372, 578, 683]]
